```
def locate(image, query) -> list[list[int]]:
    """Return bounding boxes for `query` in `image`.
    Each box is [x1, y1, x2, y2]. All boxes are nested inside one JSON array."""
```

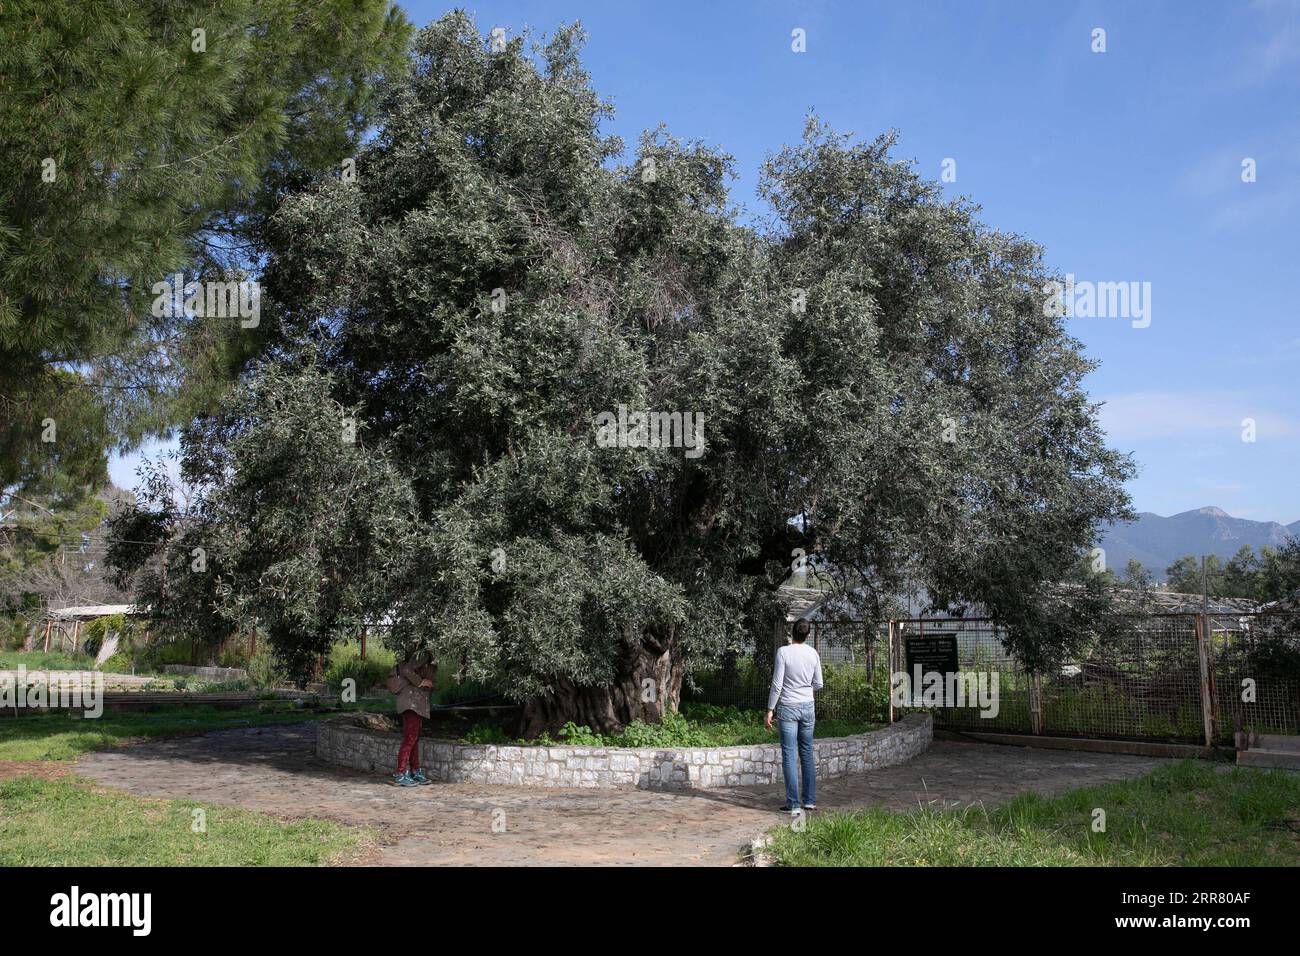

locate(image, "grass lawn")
[[767, 760, 1300, 866], [0, 705, 373, 865], [0, 705, 326, 761], [0, 776, 369, 866], [0, 650, 97, 671]]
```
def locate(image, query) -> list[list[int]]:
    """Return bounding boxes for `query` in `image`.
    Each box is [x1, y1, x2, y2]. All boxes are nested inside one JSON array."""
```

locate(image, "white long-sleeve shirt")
[[767, 642, 824, 710]]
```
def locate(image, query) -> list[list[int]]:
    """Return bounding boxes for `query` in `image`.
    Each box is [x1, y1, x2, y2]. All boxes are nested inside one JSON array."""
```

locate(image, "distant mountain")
[[1099, 507, 1299, 578]]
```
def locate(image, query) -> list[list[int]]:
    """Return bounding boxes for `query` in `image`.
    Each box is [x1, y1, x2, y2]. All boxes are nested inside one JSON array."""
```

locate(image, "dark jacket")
[[394, 651, 436, 719]]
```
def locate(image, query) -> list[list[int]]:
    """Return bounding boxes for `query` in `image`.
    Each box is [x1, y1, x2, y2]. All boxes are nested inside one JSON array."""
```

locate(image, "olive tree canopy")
[[115, 14, 1133, 731]]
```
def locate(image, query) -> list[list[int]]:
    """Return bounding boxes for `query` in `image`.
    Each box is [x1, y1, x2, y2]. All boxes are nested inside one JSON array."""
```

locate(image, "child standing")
[[390, 650, 436, 786]]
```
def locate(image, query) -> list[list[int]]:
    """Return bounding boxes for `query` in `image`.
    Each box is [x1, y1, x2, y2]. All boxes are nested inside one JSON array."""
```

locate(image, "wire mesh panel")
[[685, 610, 1299, 743], [806, 620, 877, 666], [682, 654, 769, 713], [683, 621, 891, 724], [1039, 614, 1205, 742], [893, 618, 1033, 734], [808, 620, 891, 722], [894, 614, 1209, 742], [1212, 611, 1300, 739]]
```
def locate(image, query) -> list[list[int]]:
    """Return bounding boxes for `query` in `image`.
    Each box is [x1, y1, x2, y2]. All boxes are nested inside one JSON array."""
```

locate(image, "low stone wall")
[[317, 713, 932, 790], [160, 665, 249, 681]]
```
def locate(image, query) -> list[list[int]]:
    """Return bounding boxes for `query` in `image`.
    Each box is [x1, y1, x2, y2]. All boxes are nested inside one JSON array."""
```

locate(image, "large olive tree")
[[131, 14, 1133, 731]]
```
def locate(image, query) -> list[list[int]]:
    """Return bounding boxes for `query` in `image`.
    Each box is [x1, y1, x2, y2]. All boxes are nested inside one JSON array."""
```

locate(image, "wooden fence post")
[[1195, 613, 1217, 747], [887, 620, 895, 725], [1028, 672, 1044, 735]]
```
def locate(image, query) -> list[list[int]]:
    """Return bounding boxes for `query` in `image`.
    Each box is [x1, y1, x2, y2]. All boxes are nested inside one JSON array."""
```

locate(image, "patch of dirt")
[[0, 760, 72, 781]]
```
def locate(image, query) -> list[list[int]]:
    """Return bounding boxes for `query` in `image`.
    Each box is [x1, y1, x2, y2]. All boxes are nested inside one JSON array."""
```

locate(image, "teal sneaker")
[[391, 771, 417, 787], [409, 769, 432, 785]]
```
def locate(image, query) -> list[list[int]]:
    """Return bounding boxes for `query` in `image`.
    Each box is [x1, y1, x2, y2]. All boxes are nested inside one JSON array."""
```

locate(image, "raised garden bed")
[[317, 712, 932, 790]]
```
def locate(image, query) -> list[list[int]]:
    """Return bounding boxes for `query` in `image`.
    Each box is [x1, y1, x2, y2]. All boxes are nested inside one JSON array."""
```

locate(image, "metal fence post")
[[1194, 613, 1217, 747]]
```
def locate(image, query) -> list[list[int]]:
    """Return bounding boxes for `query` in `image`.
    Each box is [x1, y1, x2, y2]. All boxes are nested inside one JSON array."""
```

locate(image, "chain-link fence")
[[684, 611, 1300, 743]]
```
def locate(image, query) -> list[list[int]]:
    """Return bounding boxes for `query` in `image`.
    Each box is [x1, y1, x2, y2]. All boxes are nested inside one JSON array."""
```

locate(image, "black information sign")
[[903, 634, 960, 704]]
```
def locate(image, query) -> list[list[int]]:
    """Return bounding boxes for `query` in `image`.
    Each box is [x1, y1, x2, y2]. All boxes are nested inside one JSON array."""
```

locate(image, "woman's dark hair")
[[792, 620, 811, 643]]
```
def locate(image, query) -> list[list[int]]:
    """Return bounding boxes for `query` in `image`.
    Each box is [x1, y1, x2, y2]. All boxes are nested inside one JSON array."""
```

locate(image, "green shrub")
[[1245, 641, 1300, 682], [81, 614, 150, 661], [616, 709, 714, 748], [820, 662, 890, 722], [80, 615, 116, 660], [189, 678, 252, 693], [129, 637, 199, 674], [217, 641, 253, 669], [461, 723, 512, 745], [460, 703, 878, 747], [324, 642, 394, 695], [245, 645, 288, 689], [99, 652, 132, 673], [2, 615, 35, 651]]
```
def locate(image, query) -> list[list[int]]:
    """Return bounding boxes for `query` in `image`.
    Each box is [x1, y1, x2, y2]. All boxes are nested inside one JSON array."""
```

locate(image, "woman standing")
[[389, 650, 436, 786]]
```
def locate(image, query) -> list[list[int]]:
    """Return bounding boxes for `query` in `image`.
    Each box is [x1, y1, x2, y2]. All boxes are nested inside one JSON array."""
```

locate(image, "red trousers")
[[397, 710, 423, 773]]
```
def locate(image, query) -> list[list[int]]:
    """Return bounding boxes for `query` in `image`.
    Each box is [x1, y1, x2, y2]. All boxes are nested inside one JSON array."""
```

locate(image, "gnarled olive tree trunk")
[[517, 628, 684, 737]]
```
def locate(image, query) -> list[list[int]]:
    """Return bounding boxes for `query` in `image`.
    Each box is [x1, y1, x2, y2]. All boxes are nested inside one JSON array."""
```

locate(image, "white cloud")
[[1179, 136, 1300, 231], [1098, 390, 1299, 442], [1228, 0, 1300, 87]]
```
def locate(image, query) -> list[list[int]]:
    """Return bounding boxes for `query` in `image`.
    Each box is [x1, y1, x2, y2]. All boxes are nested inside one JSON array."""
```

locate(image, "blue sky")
[[111, 0, 1300, 522]]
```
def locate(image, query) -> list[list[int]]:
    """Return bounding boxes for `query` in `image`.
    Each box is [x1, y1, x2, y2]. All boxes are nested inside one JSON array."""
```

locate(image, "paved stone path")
[[74, 724, 1170, 866]]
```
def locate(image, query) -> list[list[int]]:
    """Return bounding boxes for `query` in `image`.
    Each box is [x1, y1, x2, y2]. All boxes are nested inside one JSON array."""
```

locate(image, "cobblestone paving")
[[74, 723, 1169, 866]]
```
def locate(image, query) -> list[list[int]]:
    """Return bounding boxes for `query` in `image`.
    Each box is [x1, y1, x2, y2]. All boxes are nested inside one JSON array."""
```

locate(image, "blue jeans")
[[777, 701, 816, 807]]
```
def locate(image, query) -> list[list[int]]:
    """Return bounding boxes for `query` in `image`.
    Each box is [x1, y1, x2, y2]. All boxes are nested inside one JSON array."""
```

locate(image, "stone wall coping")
[[325, 712, 926, 751]]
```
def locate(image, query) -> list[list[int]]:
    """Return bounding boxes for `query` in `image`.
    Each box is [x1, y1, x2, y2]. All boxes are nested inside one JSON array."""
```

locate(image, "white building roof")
[[48, 604, 141, 620]]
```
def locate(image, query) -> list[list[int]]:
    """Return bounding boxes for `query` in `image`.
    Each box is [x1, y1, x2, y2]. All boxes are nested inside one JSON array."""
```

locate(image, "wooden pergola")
[[34, 604, 141, 654]]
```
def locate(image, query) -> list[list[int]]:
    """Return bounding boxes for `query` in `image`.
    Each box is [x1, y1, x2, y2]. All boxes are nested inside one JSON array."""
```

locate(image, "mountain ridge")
[[1099, 506, 1299, 577]]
